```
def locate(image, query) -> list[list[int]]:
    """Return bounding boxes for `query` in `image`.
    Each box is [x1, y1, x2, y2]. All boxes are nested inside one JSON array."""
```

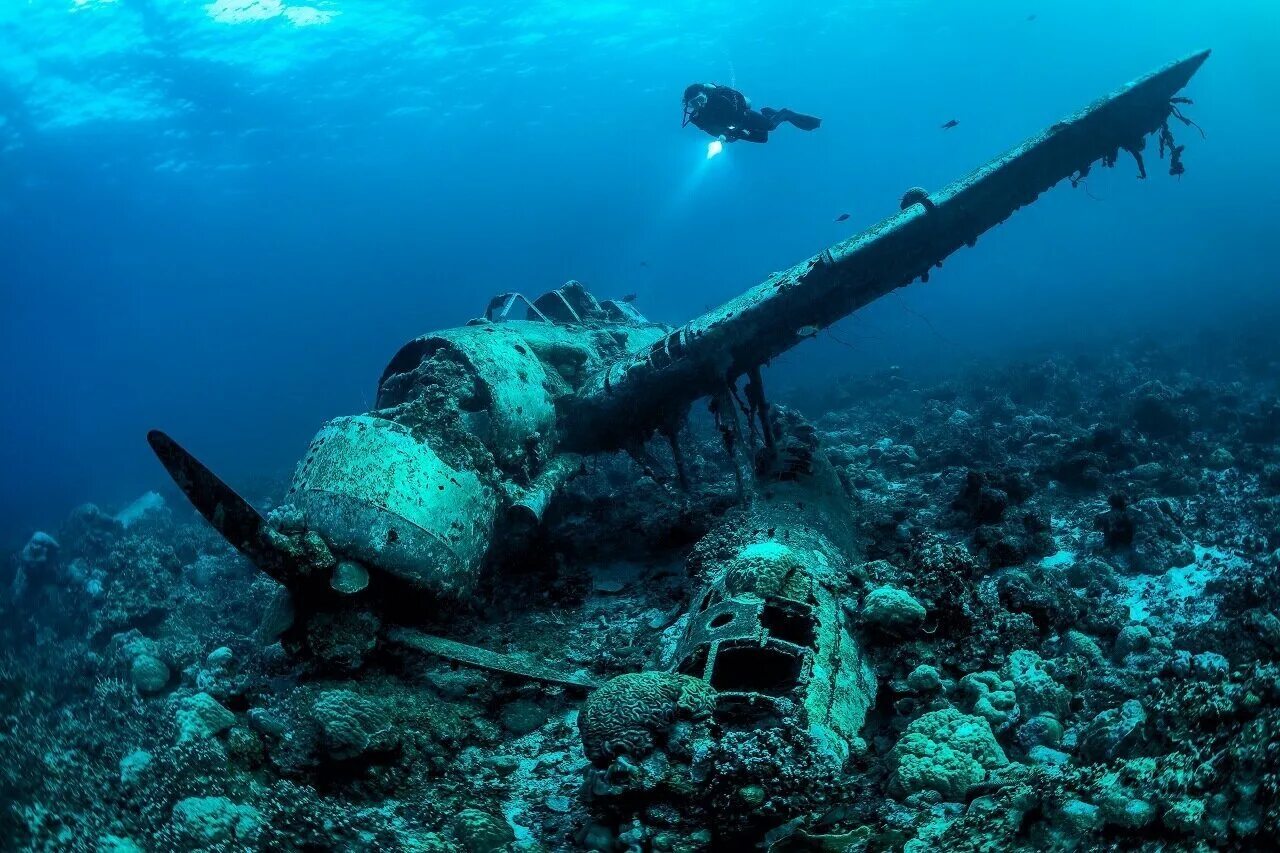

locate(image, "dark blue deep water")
[[2, 1, 1277, 544]]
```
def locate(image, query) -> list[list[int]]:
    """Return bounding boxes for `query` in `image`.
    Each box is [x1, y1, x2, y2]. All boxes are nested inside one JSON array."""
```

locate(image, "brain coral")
[[129, 653, 170, 694], [579, 671, 716, 765], [723, 541, 805, 598], [888, 708, 1007, 800], [1003, 649, 1070, 719]]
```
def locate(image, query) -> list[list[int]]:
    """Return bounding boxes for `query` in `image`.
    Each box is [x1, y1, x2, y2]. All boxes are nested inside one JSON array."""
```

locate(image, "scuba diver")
[[682, 83, 822, 144]]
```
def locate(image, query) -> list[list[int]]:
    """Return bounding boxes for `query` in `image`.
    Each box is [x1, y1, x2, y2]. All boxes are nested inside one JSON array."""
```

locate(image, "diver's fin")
[[763, 107, 821, 131], [784, 111, 821, 131], [147, 430, 299, 587], [385, 626, 599, 691]]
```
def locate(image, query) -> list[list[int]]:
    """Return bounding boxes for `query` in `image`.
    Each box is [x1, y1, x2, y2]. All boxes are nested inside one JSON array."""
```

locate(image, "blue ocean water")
[[2, 0, 1277, 545]]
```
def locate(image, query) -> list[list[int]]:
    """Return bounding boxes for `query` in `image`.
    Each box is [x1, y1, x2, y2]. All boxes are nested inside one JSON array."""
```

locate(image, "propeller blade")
[[147, 430, 299, 587]]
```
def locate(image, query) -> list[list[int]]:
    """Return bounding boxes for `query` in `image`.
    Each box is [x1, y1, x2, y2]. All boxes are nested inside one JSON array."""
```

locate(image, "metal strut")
[[711, 388, 748, 505], [663, 425, 692, 493], [743, 366, 774, 450]]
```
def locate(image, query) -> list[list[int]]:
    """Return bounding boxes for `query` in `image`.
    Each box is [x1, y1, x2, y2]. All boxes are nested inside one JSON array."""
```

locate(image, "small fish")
[[941, 119, 959, 130], [797, 325, 819, 338], [834, 213, 850, 222], [621, 293, 637, 303]]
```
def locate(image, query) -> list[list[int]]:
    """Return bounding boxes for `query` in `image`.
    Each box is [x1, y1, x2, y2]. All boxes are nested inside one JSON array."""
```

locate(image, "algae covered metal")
[[670, 415, 875, 764], [286, 415, 494, 596]]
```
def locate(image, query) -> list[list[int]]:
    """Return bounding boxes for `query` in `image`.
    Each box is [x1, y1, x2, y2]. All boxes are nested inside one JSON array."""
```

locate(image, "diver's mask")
[[682, 93, 709, 127]]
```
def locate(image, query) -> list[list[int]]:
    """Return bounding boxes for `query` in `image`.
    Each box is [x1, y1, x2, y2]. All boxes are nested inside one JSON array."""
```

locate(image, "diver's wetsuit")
[[684, 85, 821, 143]]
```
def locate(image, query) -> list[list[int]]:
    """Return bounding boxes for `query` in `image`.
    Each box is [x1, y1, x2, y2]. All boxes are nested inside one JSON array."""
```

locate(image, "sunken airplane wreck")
[[150, 52, 1209, 843]]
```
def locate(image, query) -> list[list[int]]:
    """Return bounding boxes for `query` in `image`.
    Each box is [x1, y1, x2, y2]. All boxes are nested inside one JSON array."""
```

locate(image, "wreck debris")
[[1158, 98, 1204, 178], [288, 415, 496, 597], [484, 291, 549, 323], [297, 287, 669, 598], [584, 410, 876, 839], [385, 626, 599, 691], [1169, 96, 1206, 138], [508, 453, 583, 526]]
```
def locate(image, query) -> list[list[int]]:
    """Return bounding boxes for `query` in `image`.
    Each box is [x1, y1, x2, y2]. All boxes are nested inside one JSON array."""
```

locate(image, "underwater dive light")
[[706, 137, 724, 159]]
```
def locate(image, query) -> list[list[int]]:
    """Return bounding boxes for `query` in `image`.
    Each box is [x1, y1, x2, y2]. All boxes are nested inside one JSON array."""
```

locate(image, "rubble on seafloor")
[[3, 329, 1280, 852]]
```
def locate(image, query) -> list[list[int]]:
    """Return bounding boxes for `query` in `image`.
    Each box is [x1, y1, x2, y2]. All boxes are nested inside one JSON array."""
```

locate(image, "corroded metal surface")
[[288, 416, 496, 597], [386, 626, 599, 690], [662, 412, 875, 762]]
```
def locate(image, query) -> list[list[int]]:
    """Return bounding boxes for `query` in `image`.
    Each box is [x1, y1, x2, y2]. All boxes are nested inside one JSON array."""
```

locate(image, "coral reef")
[[3, 331, 1279, 850]]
